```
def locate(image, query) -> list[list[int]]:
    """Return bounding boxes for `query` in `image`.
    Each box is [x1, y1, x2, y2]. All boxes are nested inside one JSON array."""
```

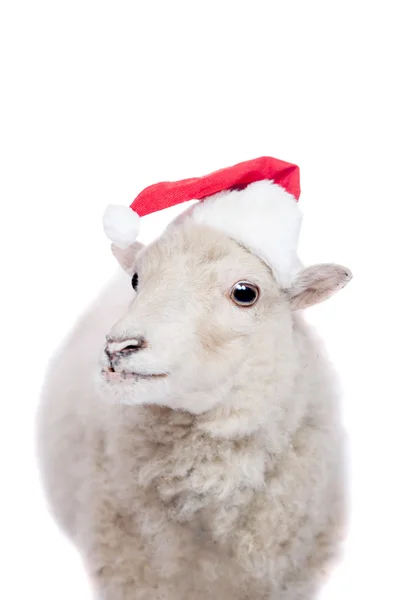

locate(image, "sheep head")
[[98, 222, 352, 415]]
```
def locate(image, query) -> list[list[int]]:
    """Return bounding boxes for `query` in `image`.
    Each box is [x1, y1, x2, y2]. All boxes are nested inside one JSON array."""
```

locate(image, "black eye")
[[230, 281, 259, 307], [131, 272, 138, 291]]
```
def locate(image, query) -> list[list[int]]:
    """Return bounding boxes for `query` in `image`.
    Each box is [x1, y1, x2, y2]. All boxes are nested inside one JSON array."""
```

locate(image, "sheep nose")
[[105, 337, 146, 360]]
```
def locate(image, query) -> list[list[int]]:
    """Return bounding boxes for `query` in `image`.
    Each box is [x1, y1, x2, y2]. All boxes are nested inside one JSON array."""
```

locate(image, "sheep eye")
[[131, 272, 138, 291], [230, 281, 259, 307]]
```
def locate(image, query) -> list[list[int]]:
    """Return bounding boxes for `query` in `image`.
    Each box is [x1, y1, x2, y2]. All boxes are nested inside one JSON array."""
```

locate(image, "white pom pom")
[[102, 205, 140, 248]]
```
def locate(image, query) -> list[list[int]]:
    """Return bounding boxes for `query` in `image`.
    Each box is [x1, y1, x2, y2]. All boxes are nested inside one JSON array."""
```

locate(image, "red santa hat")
[[103, 156, 302, 287]]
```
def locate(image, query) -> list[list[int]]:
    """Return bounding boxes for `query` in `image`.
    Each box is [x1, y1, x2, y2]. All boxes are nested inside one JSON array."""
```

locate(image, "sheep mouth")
[[102, 367, 168, 381]]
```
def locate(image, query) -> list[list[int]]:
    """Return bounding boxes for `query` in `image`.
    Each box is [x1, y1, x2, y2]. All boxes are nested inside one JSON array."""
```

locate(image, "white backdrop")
[[1, 1, 399, 598]]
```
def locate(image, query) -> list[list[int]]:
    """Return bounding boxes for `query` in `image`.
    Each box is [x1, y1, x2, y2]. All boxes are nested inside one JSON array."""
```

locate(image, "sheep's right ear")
[[288, 264, 352, 310], [111, 242, 144, 275]]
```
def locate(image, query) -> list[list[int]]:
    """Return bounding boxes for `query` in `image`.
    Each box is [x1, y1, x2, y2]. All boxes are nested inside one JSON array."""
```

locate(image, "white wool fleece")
[[36, 224, 349, 600]]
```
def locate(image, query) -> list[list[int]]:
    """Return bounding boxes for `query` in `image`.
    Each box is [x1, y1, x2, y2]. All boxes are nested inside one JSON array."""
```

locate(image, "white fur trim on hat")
[[188, 180, 303, 288], [103, 205, 140, 249]]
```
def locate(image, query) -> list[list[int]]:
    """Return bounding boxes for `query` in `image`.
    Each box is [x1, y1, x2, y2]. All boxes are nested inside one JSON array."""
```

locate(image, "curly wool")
[[37, 224, 350, 600]]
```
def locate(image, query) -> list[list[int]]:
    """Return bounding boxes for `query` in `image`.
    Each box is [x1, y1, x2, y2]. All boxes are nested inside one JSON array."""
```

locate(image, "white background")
[[1, 1, 399, 598]]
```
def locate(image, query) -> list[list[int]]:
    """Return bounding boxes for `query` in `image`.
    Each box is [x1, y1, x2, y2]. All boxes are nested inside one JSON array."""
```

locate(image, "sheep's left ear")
[[288, 264, 352, 310], [111, 242, 144, 275]]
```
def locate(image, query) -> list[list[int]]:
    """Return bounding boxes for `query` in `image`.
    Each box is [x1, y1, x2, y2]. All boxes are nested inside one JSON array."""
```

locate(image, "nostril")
[[119, 344, 141, 354], [106, 337, 146, 359]]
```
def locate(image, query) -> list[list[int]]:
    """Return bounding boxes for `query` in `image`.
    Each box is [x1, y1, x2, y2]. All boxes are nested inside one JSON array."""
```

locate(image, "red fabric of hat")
[[131, 156, 300, 217]]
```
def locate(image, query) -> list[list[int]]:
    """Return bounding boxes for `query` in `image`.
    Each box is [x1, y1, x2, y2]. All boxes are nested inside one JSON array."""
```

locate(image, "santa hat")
[[103, 156, 302, 287]]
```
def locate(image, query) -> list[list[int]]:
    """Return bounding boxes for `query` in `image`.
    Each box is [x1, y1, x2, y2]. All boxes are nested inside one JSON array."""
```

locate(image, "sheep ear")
[[111, 242, 144, 274], [288, 264, 352, 310]]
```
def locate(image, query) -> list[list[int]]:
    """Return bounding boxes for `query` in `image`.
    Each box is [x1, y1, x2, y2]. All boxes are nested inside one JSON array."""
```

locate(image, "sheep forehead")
[[136, 223, 276, 287]]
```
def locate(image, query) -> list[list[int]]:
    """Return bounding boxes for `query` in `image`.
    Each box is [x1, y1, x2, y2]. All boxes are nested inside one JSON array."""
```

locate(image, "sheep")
[[36, 217, 352, 600]]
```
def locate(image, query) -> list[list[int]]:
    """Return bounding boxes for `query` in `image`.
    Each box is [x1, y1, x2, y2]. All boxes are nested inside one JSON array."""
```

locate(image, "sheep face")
[[98, 223, 289, 413], [98, 222, 352, 414]]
